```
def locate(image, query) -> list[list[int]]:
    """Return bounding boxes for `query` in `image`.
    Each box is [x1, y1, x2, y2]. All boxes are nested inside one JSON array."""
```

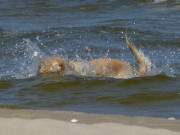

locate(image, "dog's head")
[[39, 57, 65, 74]]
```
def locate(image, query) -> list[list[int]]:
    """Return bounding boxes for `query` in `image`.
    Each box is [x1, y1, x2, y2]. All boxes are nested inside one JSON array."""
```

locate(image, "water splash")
[[0, 39, 42, 79], [0, 36, 178, 80], [147, 47, 178, 77]]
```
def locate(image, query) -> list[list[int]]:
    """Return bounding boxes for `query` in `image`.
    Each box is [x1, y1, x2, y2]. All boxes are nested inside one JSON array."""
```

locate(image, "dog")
[[39, 36, 151, 79]]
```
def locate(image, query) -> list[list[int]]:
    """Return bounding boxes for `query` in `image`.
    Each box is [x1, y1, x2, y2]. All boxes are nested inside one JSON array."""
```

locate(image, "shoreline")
[[0, 108, 179, 135]]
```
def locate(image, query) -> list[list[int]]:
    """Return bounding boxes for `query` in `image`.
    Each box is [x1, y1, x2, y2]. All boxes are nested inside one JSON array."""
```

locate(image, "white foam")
[[153, 0, 168, 4], [168, 117, 176, 120], [71, 118, 79, 123]]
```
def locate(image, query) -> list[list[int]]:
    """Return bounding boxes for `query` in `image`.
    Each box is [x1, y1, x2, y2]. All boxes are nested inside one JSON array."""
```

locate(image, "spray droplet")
[[33, 51, 39, 57]]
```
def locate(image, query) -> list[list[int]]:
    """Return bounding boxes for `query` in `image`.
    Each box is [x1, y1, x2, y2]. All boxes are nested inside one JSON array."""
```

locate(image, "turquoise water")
[[0, 0, 180, 118]]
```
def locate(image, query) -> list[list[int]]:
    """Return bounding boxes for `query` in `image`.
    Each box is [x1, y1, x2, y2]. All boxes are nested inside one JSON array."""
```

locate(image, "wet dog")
[[39, 36, 151, 78], [39, 56, 65, 74]]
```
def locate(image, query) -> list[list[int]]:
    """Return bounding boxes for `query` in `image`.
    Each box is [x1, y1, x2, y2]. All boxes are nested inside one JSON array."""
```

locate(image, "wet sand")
[[0, 108, 179, 135]]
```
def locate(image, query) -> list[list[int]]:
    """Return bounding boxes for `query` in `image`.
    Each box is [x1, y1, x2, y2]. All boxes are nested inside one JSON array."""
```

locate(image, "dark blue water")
[[0, 0, 180, 118]]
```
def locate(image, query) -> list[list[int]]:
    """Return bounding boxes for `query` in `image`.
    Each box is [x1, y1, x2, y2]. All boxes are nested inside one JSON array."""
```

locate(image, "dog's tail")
[[125, 35, 152, 76]]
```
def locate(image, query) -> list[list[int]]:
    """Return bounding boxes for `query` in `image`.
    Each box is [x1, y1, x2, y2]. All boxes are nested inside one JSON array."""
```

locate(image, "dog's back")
[[90, 58, 133, 78]]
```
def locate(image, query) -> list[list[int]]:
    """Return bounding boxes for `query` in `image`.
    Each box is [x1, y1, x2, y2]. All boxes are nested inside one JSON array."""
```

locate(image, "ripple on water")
[[0, 81, 14, 90], [118, 91, 180, 106], [117, 74, 174, 87]]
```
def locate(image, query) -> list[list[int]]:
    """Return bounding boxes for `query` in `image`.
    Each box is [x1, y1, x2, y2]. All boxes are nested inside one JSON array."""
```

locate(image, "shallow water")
[[0, 0, 180, 118]]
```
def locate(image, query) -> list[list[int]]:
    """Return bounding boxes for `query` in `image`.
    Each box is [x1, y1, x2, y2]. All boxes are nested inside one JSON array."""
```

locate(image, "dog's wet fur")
[[39, 37, 151, 79]]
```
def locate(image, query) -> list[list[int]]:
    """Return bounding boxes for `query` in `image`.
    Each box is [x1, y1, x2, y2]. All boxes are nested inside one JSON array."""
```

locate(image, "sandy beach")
[[0, 109, 179, 135]]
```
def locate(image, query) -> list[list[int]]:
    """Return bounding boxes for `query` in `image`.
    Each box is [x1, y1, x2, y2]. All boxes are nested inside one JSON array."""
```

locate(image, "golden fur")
[[39, 57, 65, 74], [90, 58, 133, 78], [38, 37, 150, 78]]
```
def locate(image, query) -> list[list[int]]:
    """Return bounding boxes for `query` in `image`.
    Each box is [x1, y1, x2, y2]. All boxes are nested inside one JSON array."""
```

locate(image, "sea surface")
[[0, 0, 180, 118]]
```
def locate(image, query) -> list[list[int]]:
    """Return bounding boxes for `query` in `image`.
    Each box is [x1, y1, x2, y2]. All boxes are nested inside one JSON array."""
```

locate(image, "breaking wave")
[[0, 37, 177, 80]]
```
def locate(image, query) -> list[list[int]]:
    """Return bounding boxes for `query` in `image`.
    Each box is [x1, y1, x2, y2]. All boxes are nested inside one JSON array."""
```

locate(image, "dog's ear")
[[59, 62, 65, 72], [55, 58, 65, 72]]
